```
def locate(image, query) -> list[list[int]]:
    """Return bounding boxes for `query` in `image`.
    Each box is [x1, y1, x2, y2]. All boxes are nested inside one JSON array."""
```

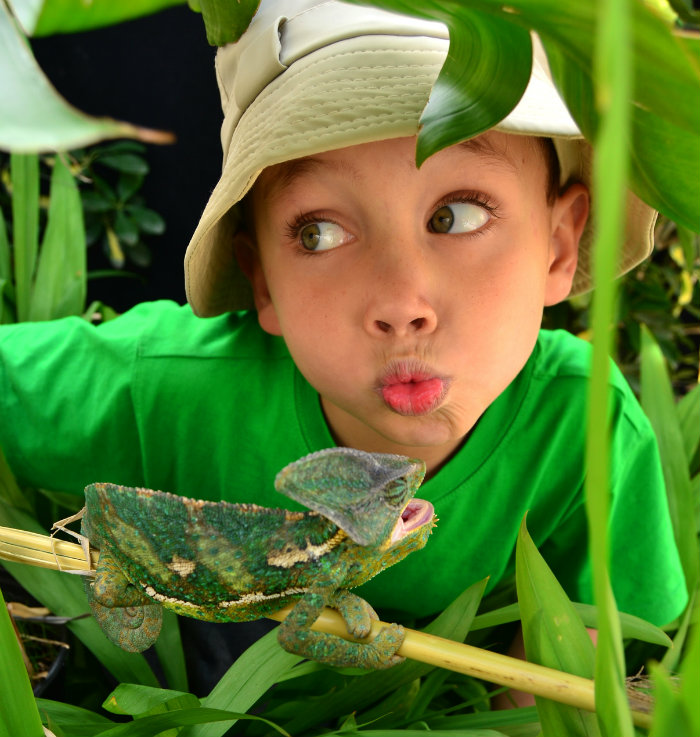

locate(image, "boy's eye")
[[299, 221, 348, 251], [429, 203, 490, 234]]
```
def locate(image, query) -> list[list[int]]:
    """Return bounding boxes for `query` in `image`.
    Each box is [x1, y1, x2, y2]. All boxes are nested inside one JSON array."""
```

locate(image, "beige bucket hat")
[[184, 0, 656, 317]]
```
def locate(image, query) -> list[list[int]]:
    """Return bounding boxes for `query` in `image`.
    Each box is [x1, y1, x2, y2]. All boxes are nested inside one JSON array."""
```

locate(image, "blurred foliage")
[[544, 217, 700, 396], [75, 141, 165, 270], [0, 140, 165, 292]]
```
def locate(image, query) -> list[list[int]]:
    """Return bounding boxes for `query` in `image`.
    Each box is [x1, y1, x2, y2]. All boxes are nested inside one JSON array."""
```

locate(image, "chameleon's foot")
[[328, 589, 378, 639], [277, 591, 406, 669]]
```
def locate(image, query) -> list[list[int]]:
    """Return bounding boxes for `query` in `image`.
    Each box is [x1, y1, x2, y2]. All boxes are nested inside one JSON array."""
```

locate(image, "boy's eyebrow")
[[260, 134, 519, 201], [260, 156, 358, 200], [455, 137, 520, 172]]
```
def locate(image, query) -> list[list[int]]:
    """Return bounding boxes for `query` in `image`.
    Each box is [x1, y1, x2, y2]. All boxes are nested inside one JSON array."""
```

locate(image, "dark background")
[[31, 5, 223, 313]]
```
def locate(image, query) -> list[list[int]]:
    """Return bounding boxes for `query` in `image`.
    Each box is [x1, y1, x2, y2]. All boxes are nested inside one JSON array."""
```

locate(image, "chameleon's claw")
[[328, 589, 377, 639]]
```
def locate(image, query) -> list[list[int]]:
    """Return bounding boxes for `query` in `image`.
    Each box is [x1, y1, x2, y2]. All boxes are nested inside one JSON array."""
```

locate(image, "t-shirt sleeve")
[[539, 375, 688, 627], [0, 302, 170, 495]]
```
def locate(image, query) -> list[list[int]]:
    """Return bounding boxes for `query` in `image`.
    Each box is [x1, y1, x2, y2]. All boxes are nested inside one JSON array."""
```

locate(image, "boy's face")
[[241, 132, 588, 474]]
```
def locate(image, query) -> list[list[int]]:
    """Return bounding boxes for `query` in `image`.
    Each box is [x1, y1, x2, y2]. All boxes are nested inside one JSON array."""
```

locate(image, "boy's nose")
[[362, 261, 438, 339], [366, 309, 437, 338]]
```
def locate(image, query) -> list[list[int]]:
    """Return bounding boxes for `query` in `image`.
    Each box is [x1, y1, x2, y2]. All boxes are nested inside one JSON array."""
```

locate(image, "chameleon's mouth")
[[390, 498, 434, 543]]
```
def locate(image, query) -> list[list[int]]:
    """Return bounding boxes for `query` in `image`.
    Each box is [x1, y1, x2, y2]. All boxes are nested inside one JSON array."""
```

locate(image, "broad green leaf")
[[85, 708, 289, 737], [103, 683, 199, 715], [28, 154, 87, 321], [98, 152, 149, 175], [515, 517, 599, 737], [586, 2, 637, 734], [0, 4, 173, 152], [10, 153, 39, 323], [114, 211, 140, 246], [0, 585, 45, 737], [676, 383, 700, 467], [414, 8, 531, 165], [628, 108, 700, 231], [10, 0, 184, 37], [641, 325, 699, 593], [128, 205, 166, 235], [0, 208, 10, 286], [0, 499, 159, 687], [0, 445, 33, 513], [679, 621, 700, 736], [471, 601, 672, 648], [195, 0, 260, 46], [190, 627, 301, 737], [280, 578, 487, 735], [35, 699, 115, 736], [649, 625, 699, 737]]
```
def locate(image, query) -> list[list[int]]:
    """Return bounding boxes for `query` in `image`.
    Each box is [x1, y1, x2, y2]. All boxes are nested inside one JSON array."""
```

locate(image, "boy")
[[0, 0, 687, 691]]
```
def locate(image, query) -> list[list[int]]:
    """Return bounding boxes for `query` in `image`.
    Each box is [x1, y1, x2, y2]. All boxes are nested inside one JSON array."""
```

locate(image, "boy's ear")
[[544, 182, 590, 306], [233, 232, 283, 336]]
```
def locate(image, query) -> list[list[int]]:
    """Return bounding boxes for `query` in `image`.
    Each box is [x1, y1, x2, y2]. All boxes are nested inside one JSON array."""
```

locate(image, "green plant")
[[73, 141, 165, 271]]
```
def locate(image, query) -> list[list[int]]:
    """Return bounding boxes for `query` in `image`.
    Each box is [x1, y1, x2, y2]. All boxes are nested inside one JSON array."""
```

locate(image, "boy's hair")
[[184, 0, 656, 317]]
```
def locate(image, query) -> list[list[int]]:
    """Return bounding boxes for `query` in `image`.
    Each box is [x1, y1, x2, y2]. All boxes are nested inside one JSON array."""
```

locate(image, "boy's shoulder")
[[534, 328, 629, 394], [121, 300, 288, 361], [532, 328, 648, 437]]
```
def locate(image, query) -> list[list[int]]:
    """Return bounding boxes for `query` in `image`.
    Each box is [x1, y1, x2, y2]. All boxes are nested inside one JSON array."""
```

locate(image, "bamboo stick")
[[0, 524, 652, 728]]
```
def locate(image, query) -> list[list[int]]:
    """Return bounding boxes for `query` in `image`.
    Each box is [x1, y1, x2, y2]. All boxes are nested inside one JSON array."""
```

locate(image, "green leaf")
[[116, 172, 145, 202], [103, 683, 199, 716], [97, 152, 149, 176], [11, 0, 185, 37], [641, 325, 699, 593], [87, 708, 290, 737], [676, 383, 700, 468], [195, 0, 260, 46], [0, 445, 33, 513], [649, 624, 700, 737], [128, 205, 166, 234], [515, 516, 599, 736], [35, 699, 115, 736], [188, 626, 300, 737], [113, 210, 139, 245], [10, 153, 39, 323], [80, 189, 114, 213], [0, 207, 11, 286], [27, 154, 87, 321], [0, 4, 172, 152], [471, 601, 672, 648], [0, 584, 45, 737], [414, 7, 532, 165]]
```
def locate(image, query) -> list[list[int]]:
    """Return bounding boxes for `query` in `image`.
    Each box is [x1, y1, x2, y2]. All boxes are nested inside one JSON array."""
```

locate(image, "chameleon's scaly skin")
[[81, 448, 435, 668]]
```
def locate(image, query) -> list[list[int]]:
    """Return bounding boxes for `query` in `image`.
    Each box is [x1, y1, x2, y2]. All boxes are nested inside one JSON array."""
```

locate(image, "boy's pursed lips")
[[377, 359, 451, 416]]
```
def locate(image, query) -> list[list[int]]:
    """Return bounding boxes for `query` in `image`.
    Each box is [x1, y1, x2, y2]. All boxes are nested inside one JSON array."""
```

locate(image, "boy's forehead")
[[253, 132, 532, 202]]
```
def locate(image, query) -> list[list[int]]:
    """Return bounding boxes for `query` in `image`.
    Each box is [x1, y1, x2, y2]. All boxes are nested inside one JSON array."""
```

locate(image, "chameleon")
[[80, 447, 436, 669]]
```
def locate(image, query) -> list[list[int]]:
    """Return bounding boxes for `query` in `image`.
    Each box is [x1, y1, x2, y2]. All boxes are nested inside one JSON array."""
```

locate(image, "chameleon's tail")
[[85, 579, 163, 653], [83, 548, 163, 653]]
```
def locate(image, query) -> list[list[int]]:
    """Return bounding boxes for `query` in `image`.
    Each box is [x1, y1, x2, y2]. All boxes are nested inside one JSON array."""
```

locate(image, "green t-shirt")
[[0, 301, 687, 625]]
